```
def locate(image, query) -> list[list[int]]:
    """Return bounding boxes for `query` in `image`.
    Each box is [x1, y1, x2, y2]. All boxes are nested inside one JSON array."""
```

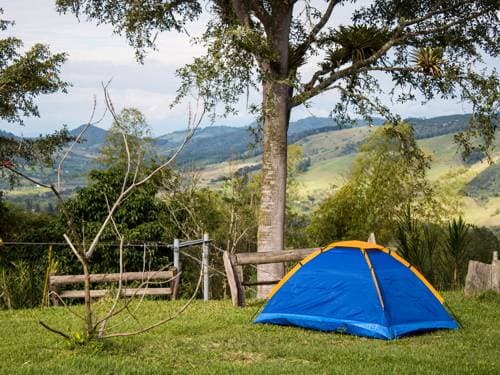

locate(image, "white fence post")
[[173, 238, 180, 272], [202, 233, 209, 301]]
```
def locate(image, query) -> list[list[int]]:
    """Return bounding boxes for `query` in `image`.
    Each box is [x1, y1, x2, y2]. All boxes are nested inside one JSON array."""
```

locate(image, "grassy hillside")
[[463, 163, 500, 200], [0, 292, 498, 374], [198, 127, 500, 227], [292, 131, 499, 189], [20, 114, 472, 173]]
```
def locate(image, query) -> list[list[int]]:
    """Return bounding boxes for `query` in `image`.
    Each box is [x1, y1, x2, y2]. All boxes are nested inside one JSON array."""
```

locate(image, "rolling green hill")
[[198, 124, 500, 228], [50, 114, 474, 171], [463, 163, 500, 200]]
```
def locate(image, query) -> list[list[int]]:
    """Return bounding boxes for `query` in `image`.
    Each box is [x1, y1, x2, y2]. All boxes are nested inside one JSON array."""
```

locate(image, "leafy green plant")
[[443, 217, 471, 289], [394, 207, 442, 284], [411, 47, 444, 78], [69, 331, 87, 346], [0, 260, 43, 309], [324, 25, 390, 67], [308, 123, 453, 245]]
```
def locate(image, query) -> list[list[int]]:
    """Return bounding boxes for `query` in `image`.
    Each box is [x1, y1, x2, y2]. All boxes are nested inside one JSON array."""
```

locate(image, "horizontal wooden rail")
[[58, 287, 172, 299], [49, 268, 177, 305], [224, 248, 319, 307], [50, 271, 174, 286], [241, 280, 281, 287], [235, 248, 320, 265]]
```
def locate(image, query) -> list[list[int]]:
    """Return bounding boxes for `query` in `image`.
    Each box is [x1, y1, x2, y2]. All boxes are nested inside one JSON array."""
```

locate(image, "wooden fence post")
[[173, 238, 180, 271], [170, 268, 178, 301], [202, 233, 209, 301], [491, 251, 499, 294], [223, 251, 245, 307], [49, 272, 60, 306], [42, 244, 53, 307]]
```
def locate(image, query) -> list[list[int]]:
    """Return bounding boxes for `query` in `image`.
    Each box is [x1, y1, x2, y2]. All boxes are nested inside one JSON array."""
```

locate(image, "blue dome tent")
[[255, 240, 458, 340]]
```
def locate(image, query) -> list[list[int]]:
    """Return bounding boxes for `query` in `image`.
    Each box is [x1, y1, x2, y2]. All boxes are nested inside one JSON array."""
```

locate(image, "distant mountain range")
[[68, 116, 349, 166], [70, 124, 108, 148], [0, 129, 19, 140], [1, 114, 474, 184], [65, 114, 472, 167]]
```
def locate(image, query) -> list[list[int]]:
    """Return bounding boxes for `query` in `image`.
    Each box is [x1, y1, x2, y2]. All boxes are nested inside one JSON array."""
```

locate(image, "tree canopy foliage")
[[0, 8, 68, 123], [0, 8, 71, 178], [56, 1, 498, 150], [54, 3, 499, 280], [97, 107, 154, 170]]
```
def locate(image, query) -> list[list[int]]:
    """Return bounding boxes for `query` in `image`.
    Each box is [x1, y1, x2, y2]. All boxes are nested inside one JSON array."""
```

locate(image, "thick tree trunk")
[[257, 82, 290, 297], [254, 3, 293, 298]]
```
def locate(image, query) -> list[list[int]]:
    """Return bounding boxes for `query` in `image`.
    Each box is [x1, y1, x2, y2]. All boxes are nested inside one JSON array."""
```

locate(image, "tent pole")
[[362, 249, 385, 310]]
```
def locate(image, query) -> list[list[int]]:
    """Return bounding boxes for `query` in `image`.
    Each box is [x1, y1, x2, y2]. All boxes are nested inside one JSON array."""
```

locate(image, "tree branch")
[[39, 320, 70, 340], [100, 268, 202, 339], [292, 0, 494, 107], [248, 0, 271, 30], [63, 233, 85, 265], [291, 35, 400, 106], [3, 165, 51, 189], [85, 86, 203, 260], [307, 0, 339, 44], [93, 266, 179, 332], [230, 0, 251, 28], [56, 96, 107, 191]]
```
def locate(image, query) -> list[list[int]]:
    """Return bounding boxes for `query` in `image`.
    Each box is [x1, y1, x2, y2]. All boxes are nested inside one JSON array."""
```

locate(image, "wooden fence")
[[223, 247, 320, 307], [223, 234, 377, 307], [49, 269, 178, 305], [47, 234, 212, 305]]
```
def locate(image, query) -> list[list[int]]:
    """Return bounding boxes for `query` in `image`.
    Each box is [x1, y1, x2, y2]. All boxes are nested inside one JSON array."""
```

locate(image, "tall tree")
[[97, 107, 154, 170], [0, 8, 70, 179], [308, 123, 454, 245], [56, 0, 499, 296]]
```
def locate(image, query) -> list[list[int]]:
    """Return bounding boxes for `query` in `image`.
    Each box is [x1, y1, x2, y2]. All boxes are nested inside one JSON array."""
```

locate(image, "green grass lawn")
[[0, 292, 498, 374]]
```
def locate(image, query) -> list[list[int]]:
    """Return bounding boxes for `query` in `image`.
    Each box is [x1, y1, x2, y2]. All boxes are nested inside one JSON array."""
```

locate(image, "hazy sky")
[[0, 1, 496, 136]]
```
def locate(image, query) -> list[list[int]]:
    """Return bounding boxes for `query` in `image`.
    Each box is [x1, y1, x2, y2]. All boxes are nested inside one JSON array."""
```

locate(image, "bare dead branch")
[[56, 96, 107, 191], [92, 265, 178, 330], [98, 237, 124, 338], [63, 234, 85, 265], [48, 291, 86, 321], [3, 165, 51, 189], [39, 320, 70, 340], [4, 165, 81, 250], [102, 82, 132, 197], [100, 268, 203, 339], [86, 88, 204, 260]]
